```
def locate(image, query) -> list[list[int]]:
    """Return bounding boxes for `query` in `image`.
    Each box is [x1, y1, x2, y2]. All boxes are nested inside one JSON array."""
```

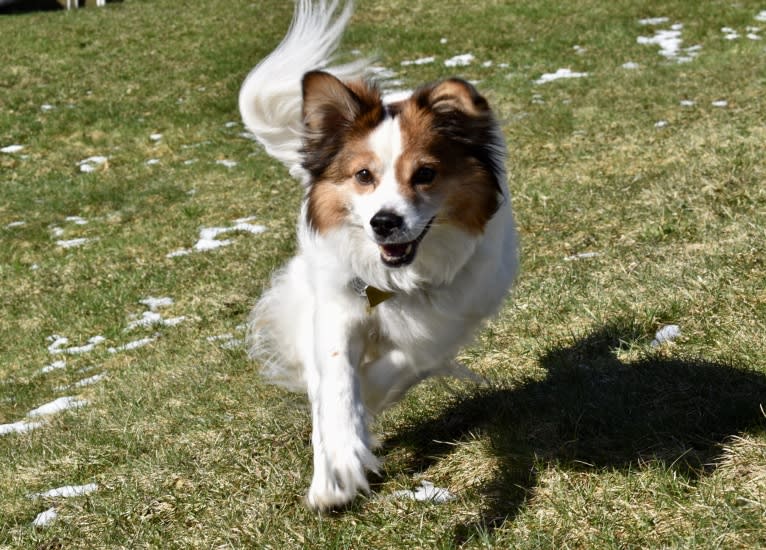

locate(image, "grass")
[[1, 0, 765, 547]]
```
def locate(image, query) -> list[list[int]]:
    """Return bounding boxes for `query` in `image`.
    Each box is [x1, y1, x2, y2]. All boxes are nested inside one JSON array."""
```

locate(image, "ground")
[[1, 0, 765, 547]]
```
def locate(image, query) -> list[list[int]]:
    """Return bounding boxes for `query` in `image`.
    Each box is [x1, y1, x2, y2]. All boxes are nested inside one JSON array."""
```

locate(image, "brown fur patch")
[[301, 72, 384, 232], [395, 80, 501, 234], [302, 74, 502, 235]]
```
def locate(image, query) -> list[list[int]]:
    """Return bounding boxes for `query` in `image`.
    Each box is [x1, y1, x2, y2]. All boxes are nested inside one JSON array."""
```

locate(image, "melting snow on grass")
[[637, 21, 701, 63], [40, 360, 67, 374], [1, 144, 24, 154], [56, 237, 95, 249], [126, 311, 185, 331], [78, 156, 107, 173], [108, 335, 158, 354], [401, 56, 435, 66], [207, 333, 244, 350], [639, 17, 669, 26], [0, 420, 44, 435], [27, 396, 88, 418], [444, 53, 474, 67], [32, 507, 58, 527], [535, 68, 589, 85], [33, 483, 98, 499], [651, 325, 681, 347], [167, 217, 267, 258], [48, 335, 105, 355], [391, 481, 455, 503]]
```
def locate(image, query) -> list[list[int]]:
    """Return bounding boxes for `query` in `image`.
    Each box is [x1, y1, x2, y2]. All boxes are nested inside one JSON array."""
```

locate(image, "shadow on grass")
[[385, 320, 766, 542]]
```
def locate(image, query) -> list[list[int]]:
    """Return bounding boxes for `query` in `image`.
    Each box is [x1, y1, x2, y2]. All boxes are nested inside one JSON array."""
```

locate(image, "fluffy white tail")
[[239, 0, 367, 184]]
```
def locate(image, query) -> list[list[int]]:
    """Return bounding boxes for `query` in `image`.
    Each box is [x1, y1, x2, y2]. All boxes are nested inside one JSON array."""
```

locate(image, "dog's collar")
[[350, 277, 395, 309]]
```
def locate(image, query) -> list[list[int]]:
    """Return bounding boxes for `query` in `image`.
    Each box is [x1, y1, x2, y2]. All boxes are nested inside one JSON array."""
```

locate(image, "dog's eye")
[[355, 169, 374, 185], [411, 166, 436, 186]]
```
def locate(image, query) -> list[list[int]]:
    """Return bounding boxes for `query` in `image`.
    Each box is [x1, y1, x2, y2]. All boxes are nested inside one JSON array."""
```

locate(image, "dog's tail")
[[239, 0, 367, 184]]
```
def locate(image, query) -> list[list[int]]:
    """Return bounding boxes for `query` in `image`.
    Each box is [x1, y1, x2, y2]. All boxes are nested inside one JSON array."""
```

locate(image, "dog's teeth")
[[405, 243, 413, 255]]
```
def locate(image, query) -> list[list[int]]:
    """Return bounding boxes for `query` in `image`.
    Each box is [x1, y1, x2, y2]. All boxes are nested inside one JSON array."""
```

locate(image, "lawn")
[[1, 0, 765, 547]]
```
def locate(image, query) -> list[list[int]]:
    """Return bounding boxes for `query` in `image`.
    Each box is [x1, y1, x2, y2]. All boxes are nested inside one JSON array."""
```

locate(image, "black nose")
[[370, 210, 404, 238]]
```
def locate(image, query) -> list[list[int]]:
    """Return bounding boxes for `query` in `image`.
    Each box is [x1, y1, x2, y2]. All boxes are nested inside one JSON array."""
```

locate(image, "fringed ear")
[[419, 78, 490, 116], [302, 71, 363, 134], [301, 71, 383, 181], [413, 78, 506, 210]]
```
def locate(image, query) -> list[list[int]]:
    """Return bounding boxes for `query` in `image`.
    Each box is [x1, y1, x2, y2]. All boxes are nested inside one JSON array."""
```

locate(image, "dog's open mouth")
[[378, 219, 433, 268]]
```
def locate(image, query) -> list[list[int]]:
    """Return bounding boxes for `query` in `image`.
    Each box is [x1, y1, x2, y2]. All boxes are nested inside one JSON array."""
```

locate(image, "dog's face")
[[301, 71, 504, 271]]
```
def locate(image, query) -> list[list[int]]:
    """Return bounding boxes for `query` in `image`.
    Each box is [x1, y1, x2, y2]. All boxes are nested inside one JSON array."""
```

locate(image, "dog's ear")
[[418, 78, 490, 116], [301, 71, 383, 181], [302, 71, 365, 133]]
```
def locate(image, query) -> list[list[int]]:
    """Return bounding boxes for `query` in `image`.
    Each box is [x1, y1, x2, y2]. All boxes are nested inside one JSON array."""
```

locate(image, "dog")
[[239, 0, 518, 510]]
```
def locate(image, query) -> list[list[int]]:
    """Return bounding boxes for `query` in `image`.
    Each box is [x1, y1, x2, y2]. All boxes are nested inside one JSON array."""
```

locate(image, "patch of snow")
[[72, 373, 106, 388], [108, 335, 157, 354], [207, 333, 243, 350], [722, 26, 740, 40], [654, 120, 669, 128], [126, 311, 185, 331], [56, 237, 93, 249], [1, 144, 24, 154], [535, 68, 588, 85], [149, 133, 163, 141], [639, 17, 670, 26], [140, 296, 173, 310], [32, 507, 58, 527], [440, 37, 448, 44], [145, 159, 160, 166], [33, 483, 98, 499], [6, 220, 26, 228], [27, 396, 88, 418], [622, 61, 640, 70], [40, 360, 66, 374], [679, 99, 696, 107], [50, 226, 65, 237], [224, 121, 238, 128], [48, 335, 105, 355], [65, 216, 87, 225], [391, 481, 455, 503], [216, 159, 238, 168], [41, 104, 56, 112], [637, 24, 700, 63], [712, 99, 728, 107], [78, 156, 107, 173], [166, 248, 191, 258], [444, 53, 474, 67], [651, 324, 681, 347], [0, 420, 44, 435], [169, 219, 267, 257], [401, 56, 435, 66], [757, 11, 766, 23]]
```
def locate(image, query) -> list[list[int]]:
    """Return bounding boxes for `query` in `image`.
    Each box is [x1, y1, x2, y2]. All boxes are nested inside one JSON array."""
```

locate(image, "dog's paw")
[[306, 441, 379, 511]]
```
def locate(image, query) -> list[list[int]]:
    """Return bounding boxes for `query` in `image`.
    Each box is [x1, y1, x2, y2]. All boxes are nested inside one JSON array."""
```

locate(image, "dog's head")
[[300, 71, 506, 284]]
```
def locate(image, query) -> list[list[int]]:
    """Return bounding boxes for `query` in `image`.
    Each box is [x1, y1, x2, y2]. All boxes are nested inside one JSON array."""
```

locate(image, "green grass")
[[1, 0, 765, 547]]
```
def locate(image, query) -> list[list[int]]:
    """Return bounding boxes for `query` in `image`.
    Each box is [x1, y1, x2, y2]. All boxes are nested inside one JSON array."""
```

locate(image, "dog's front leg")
[[305, 301, 379, 511]]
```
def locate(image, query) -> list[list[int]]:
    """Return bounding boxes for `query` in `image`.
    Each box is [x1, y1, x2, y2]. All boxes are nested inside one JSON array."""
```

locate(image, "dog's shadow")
[[384, 321, 766, 539]]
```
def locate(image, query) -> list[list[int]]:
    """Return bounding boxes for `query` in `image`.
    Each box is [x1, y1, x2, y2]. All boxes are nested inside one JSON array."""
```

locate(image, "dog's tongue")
[[381, 242, 411, 258]]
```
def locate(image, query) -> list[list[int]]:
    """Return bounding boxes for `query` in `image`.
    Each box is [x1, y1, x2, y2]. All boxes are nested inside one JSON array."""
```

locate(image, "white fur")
[[239, 0, 367, 183], [240, 1, 519, 510]]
